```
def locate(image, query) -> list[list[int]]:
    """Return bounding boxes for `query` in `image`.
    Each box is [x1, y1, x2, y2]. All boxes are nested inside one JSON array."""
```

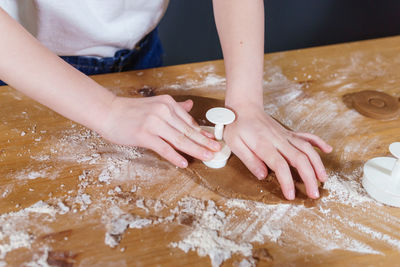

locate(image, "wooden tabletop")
[[1, 36, 400, 267]]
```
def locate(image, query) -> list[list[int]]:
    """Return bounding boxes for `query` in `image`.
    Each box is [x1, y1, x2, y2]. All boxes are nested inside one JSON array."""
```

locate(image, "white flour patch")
[[0, 184, 13, 198], [170, 197, 252, 267], [228, 198, 381, 255], [27, 171, 46, 179], [322, 171, 375, 207], [224, 200, 300, 243], [262, 64, 304, 126], [0, 201, 62, 261], [102, 204, 153, 248], [24, 247, 51, 267], [170, 195, 383, 266], [343, 217, 400, 251], [12, 168, 59, 181], [194, 64, 216, 74], [163, 64, 226, 91], [30, 154, 51, 161]]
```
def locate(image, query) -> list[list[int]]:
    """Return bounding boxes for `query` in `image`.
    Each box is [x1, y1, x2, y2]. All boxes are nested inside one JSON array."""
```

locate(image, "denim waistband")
[[60, 27, 163, 76]]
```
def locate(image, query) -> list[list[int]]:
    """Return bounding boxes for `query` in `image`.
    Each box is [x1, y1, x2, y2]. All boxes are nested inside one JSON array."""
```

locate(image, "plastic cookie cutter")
[[362, 142, 400, 207], [201, 107, 236, 169], [206, 107, 236, 141]]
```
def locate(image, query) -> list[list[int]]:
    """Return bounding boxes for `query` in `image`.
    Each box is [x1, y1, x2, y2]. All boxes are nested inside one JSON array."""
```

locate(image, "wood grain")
[[1, 36, 400, 266]]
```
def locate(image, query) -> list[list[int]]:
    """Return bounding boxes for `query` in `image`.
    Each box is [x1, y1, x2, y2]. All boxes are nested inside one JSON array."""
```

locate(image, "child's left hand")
[[223, 103, 333, 200]]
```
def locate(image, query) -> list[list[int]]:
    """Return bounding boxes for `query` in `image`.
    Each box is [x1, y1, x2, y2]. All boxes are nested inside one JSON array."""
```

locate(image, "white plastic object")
[[201, 126, 232, 169], [389, 142, 400, 179], [362, 142, 400, 207], [205, 107, 235, 141]]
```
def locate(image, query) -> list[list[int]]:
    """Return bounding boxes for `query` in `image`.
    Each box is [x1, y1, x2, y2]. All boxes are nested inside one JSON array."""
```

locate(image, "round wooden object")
[[350, 90, 399, 120]]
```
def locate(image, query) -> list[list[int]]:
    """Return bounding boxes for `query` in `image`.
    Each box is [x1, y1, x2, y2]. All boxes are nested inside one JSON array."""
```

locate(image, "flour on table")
[[170, 197, 252, 267], [162, 64, 226, 91], [102, 205, 153, 248], [322, 171, 375, 207], [23, 247, 51, 267], [0, 201, 62, 261], [3, 56, 400, 266]]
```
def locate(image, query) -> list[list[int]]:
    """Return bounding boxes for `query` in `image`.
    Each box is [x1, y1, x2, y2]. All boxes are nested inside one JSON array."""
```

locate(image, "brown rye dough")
[[173, 95, 325, 205], [343, 90, 400, 120]]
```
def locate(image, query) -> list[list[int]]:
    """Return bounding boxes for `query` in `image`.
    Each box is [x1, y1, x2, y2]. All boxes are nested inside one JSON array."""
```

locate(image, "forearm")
[[0, 8, 114, 132], [212, 0, 265, 108]]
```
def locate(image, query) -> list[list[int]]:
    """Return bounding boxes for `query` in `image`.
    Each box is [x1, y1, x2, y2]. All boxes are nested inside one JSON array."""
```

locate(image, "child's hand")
[[224, 104, 332, 200], [99, 95, 220, 168]]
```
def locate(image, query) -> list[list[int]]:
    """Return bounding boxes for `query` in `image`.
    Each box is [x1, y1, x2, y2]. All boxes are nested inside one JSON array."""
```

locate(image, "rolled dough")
[[343, 90, 399, 120], [173, 95, 325, 205]]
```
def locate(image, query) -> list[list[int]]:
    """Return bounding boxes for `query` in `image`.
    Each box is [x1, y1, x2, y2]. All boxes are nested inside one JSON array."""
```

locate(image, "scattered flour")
[[170, 197, 252, 267], [23, 247, 51, 267], [27, 171, 46, 180], [102, 205, 153, 248], [12, 168, 59, 181], [163, 64, 226, 91], [322, 171, 375, 207], [0, 201, 61, 261], [3, 57, 400, 266], [57, 201, 70, 215]]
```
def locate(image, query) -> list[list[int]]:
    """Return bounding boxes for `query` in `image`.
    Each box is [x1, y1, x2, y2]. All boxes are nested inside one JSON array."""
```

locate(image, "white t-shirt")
[[1, 0, 169, 57]]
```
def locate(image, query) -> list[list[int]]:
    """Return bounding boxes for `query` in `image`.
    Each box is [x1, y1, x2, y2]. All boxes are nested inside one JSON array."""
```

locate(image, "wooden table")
[[1, 36, 400, 267]]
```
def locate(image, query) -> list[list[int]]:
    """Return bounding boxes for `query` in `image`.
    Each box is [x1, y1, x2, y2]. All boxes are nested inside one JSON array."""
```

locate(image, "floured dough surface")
[[173, 95, 325, 204], [343, 90, 399, 120]]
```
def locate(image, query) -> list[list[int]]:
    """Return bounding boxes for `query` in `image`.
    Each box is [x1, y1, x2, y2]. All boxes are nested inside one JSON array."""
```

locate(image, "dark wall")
[[158, 0, 400, 66]]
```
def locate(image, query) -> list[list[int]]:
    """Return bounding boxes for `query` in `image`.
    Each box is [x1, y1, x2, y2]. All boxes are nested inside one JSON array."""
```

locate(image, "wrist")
[[225, 88, 264, 110], [84, 87, 117, 135]]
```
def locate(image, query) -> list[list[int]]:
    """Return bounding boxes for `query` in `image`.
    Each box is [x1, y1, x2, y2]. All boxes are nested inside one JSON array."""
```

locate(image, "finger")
[[164, 109, 220, 152], [294, 132, 333, 153], [173, 100, 202, 132], [278, 143, 320, 199], [155, 95, 201, 131], [145, 136, 188, 168], [172, 99, 214, 139], [157, 120, 215, 161], [253, 145, 295, 200], [289, 137, 328, 182], [178, 99, 193, 112], [230, 137, 268, 180], [201, 129, 215, 139]]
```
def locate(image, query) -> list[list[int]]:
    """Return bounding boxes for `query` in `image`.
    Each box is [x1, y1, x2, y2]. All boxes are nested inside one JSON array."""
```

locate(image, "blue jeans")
[[0, 27, 163, 86]]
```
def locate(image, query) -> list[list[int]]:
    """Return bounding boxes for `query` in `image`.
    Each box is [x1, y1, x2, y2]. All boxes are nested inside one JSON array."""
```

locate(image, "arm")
[[0, 8, 219, 167], [213, 0, 332, 200], [0, 8, 113, 132]]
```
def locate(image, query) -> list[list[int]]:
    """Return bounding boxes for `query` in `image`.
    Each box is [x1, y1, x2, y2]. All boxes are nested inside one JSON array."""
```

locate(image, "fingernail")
[[204, 151, 214, 160], [313, 189, 320, 198], [287, 190, 295, 200], [257, 170, 266, 180], [181, 160, 188, 168]]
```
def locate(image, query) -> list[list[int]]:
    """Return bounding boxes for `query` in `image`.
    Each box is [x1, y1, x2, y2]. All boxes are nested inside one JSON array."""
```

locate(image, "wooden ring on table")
[[350, 90, 399, 120]]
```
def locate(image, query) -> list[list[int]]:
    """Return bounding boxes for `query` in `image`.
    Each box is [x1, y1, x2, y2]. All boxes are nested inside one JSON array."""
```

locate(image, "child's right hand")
[[98, 95, 221, 168]]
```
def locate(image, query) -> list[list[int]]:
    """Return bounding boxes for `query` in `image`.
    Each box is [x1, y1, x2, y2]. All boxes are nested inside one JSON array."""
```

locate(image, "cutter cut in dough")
[[343, 90, 399, 120]]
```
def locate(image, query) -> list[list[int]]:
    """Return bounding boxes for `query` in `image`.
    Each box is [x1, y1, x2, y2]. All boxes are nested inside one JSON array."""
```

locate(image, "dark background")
[[158, 0, 400, 66]]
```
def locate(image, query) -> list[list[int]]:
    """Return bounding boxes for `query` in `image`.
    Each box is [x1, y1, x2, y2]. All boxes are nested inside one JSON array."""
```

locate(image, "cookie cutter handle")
[[205, 107, 236, 141]]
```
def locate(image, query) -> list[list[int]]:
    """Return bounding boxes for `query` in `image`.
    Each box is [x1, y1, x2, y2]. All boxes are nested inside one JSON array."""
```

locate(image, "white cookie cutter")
[[362, 142, 400, 207], [201, 107, 236, 169], [206, 107, 235, 141]]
